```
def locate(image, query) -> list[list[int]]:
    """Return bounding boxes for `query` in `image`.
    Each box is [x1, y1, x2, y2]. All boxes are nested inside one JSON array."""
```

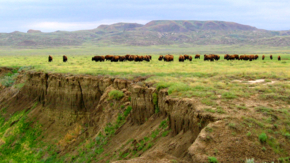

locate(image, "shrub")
[[124, 106, 132, 117], [1, 76, 15, 87], [13, 83, 25, 89], [153, 93, 159, 113], [259, 133, 267, 143], [108, 90, 124, 100], [284, 132, 290, 139], [208, 156, 218, 163], [152, 93, 158, 106], [159, 120, 168, 129], [162, 130, 169, 137]]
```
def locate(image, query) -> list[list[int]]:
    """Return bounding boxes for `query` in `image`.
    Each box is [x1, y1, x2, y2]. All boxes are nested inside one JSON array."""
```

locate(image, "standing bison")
[[63, 55, 67, 62], [158, 55, 163, 61], [189, 56, 192, 61], [262, 55, 265, 60], [48, 55, 53, 62], [184, 54, 189, 60], [278, 56, 281, 61], [179, 55, 185, 62], [195, 54, 200, 59], [105, 55, 114, 61], [164, 55, 174, 62], [270, 55, 273, 60], [92, 56, 105, 62]]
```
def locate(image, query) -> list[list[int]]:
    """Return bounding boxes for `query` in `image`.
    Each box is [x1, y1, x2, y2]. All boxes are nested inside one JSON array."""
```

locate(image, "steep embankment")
[[0, 68, 289, 162]]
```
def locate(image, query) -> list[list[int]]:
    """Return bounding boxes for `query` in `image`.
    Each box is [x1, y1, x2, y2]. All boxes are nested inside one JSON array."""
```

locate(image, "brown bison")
[[149, 55, 152, 60], [204, 54, 215, 61], [195, 54, 200, 59], [234, 54, 239, 60], [248, 55, 255, 61], [184, 54, 189, 60], [278, 56, 281, 61], [158, 55, 163, 61], [239, 55, 245, 60], [189, 56, 192, 61], [119, 56, 126, 62], [134, 55, 143, 62], [262, 55, 265, 60], [105, 55, 114, 61], [92, 56, 105, 62], [127, 55, 135, 61], [164, 55, 174, 62], [144, 55, 150, 62], [63, 55, 67, 62], [227, 55, 236, 60], [254, 55, 258, 60], [270, 55, 273, 60], [125, 54, 131, 60], [179, 55, 185, 62], [111, 56, 120, 62], [224, 54, 229, 60], [215, 55, 220, 61], [48, 55, 53, 62]]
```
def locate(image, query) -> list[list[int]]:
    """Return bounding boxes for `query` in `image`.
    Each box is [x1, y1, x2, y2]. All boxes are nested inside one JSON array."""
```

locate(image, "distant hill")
[[0, 20, 290, 47]]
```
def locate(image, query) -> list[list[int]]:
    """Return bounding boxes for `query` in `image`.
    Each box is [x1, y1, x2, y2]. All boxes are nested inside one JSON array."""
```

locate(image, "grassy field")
[[0, 47, 290, 162]]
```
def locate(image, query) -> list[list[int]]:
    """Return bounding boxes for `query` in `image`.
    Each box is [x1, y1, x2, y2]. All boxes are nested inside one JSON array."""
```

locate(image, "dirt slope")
[[0, 69, 289, 162]]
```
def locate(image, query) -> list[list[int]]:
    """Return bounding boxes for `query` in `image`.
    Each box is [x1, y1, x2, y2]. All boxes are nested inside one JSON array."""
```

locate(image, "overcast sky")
[[0, 0, 289, 32]]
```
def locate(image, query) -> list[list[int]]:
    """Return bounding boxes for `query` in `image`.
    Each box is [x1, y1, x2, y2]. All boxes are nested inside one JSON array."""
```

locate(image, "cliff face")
[[6, 71, 216, 162], [0, 70, 285, 162], [20, 72, 213, 132]]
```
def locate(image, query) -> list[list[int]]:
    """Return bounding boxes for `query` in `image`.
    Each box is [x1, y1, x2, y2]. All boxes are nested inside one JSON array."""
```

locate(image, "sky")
[[0, 0, 290, 32]]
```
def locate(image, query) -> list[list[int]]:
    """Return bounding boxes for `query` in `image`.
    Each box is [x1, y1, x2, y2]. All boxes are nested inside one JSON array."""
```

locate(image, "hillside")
[[0, 65, 290, 162], [0, 20, 290, 48]]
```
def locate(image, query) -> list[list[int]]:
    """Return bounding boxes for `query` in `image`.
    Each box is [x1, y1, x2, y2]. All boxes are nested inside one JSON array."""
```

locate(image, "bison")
[[92, 56, 105, 62], [111, 56, 120, 62], [164, 55, 174, 62], [254, 55, 258, 60], [278, 56, 281, 61], [184, 54, 189, 60], [204, 54, 215, 61], [215, 55, 220, 61], [195, 54, 200, 59], [105, 55, 114, 61], [119, 56, 126, 62], [48, 55, 53, 62], [179, 55, 185, 62], [189, 56, 192, 61], [158, 55, 163, 61], [262, 55, 265, 60], [63, 55, 67, 62], [144, 55, 151, 62], [234, 54, 239, 60], [224, 54, 229, 60], [270, 55, 273, 60]]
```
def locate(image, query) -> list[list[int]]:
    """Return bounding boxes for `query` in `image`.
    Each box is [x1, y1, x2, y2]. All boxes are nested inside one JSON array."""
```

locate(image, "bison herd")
[[48, 54, 282, 62], [93, 55, 152, 62]]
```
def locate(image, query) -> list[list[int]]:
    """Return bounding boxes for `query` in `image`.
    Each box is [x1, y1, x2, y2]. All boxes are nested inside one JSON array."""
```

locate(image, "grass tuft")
[[108, 90, 124, 100]]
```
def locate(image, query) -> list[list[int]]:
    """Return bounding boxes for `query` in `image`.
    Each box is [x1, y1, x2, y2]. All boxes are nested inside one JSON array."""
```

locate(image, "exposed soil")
[[0, 69, 289, 163]]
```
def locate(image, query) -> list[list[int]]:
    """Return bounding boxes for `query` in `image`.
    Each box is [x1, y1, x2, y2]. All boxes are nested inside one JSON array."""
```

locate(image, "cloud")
[[24, 19, 149, 32]]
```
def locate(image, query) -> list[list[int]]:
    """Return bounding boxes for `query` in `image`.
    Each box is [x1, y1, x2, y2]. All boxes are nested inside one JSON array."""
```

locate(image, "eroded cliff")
[[0, 69, 284, 163]]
